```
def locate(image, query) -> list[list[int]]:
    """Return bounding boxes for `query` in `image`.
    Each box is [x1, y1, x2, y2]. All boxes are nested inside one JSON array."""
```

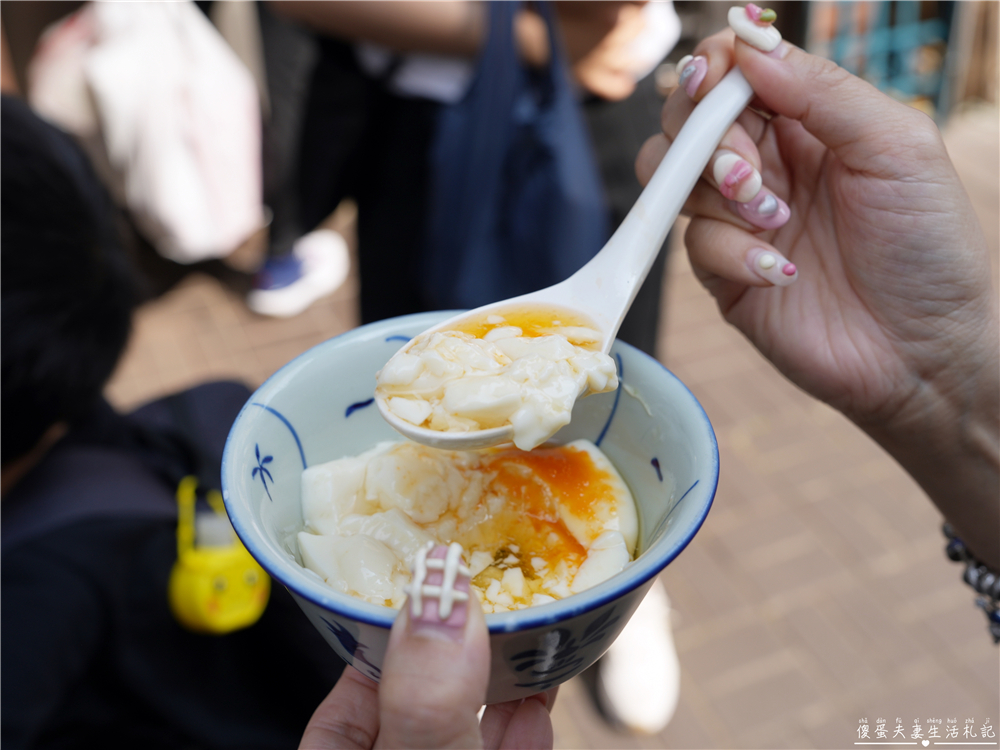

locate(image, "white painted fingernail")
[[748, 248, 797, 286], [728, 5, 782, 52], [713, 150, 762, 203]]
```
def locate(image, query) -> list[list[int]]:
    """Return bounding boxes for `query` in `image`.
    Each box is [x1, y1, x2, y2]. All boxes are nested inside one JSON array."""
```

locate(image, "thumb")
[[375, 544, 490, 750], [734, 37, 937, 176]]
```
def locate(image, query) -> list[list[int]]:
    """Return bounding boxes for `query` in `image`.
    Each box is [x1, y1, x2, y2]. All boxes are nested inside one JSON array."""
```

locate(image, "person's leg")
[[257, 2, 318, 260], [295, 40, 371, 235], [248, 39, 363, 317], [354, 93, 439, 325]]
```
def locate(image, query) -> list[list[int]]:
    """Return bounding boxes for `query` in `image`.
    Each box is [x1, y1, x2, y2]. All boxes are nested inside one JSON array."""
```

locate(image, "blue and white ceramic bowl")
[[222, 311, 718, 704]]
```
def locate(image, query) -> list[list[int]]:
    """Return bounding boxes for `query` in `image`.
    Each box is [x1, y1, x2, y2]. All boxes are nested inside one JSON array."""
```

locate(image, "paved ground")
[[105, 106, 1000, 749]]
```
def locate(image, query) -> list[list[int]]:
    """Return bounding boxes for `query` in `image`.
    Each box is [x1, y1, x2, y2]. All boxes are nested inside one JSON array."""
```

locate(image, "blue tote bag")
[[422, 1, 609, 310]]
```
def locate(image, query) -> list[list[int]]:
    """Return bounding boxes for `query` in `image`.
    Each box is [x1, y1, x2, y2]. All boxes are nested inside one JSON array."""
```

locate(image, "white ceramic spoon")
[[377, 68, 755, 450]]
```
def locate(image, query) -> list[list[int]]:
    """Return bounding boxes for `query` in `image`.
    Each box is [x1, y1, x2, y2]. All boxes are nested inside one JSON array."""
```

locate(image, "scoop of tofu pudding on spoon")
[[377, 6, 781, 452]]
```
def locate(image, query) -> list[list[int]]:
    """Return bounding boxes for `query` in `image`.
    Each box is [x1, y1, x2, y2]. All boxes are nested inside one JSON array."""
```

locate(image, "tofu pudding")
[[297, 439, 637, 613], [375, 308, 619, 450]]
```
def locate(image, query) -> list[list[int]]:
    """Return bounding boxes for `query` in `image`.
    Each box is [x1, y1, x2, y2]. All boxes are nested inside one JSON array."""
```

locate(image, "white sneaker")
[[595, 580, 680, 734], [247, 229, 349, 317]]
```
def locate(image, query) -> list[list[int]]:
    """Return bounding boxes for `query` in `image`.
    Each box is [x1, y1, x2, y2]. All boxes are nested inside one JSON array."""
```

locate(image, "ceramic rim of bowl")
[[221, 312, 719, 635]]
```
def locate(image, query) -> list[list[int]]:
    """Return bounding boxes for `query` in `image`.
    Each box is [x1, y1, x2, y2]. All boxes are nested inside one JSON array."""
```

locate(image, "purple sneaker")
[[247, 229, 349, 317]]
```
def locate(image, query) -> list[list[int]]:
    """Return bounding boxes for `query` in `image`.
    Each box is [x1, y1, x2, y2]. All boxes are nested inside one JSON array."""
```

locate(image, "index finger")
[[671, 28, 737, 106], [732, 37, 941, 177]]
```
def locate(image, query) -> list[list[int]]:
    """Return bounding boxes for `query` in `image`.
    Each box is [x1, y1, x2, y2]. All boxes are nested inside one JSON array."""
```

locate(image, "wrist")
[[856, 309, 1000, 569]]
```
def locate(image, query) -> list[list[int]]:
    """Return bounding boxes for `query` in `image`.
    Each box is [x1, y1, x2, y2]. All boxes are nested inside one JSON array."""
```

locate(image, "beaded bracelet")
[[943, 523, 1000, 644]]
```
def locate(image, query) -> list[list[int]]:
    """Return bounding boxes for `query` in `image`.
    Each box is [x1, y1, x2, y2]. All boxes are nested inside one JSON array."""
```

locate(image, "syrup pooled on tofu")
[[374, 307, 618, 450], [297, 439, 637, 612]]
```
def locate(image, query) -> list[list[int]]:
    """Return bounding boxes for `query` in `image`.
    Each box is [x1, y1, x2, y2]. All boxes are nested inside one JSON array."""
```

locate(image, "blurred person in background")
[[247, 2, 351, 318], [23, 1, 267, 269], [267, 0, 492, 325], [14, 0, 350, 316], [1, 94, 346, 750], [267, 2, 679, 352]]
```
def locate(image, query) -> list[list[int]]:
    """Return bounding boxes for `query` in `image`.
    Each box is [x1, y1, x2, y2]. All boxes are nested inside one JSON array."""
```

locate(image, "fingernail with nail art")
[[728, 5, 782, 52], [735, 189, 790, 229], [745, 3, 776, 23], [748, 248, 797, 286], [404, 542, 471, 641], [677, 55, 707, 98], [713, 150, 762, 203]]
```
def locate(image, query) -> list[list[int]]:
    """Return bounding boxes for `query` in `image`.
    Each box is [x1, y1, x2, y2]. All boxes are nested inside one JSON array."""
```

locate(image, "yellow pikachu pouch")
[[168, 476, 270, 633]]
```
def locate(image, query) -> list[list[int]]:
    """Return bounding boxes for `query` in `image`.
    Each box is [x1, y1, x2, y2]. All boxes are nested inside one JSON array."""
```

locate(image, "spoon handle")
[[560, 67, 755, 343]]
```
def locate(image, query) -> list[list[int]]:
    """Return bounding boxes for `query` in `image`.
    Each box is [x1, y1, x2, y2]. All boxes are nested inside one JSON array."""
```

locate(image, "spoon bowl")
[[378, 68, 755, 450]]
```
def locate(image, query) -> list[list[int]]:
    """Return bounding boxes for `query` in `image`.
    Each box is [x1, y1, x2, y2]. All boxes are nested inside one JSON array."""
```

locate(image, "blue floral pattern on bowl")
[[251, 444, 274, 501]]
